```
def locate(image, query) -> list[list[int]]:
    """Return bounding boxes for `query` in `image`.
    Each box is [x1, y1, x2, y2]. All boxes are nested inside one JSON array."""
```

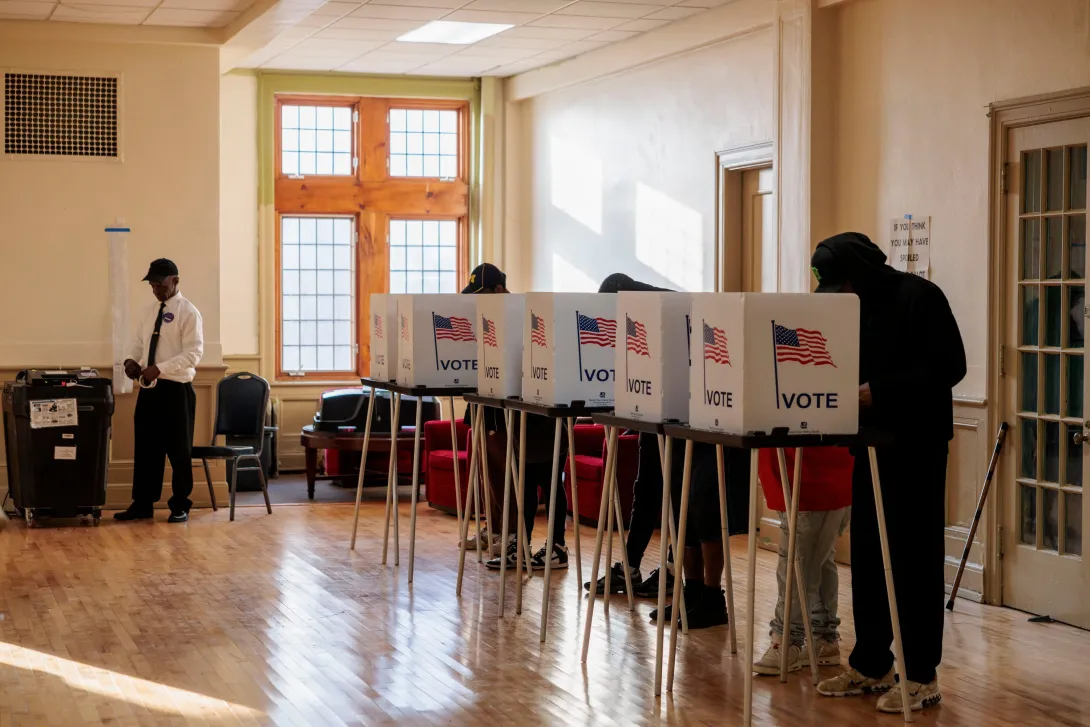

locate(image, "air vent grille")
[[3, 73, 119, 158]]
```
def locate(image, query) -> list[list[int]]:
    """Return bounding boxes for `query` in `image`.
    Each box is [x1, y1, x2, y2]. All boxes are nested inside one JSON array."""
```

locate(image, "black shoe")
[[633, 566, 674, 598], [113, 505, 153, 521], [584, 562, 642, 595], [649, 580, 702, 622], [686, 586, 729, 630], [485, 538, 519, 570], [167, 511, 188, 523], [530, 543, 568, 570]]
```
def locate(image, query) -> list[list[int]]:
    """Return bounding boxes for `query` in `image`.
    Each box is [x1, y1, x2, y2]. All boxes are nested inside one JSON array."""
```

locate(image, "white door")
[[1004, 118, 1089, 628]]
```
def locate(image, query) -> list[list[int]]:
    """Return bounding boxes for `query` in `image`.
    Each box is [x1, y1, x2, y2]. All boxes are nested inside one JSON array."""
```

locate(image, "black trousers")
[[848, 443, 948, 684], [132, 380, 196, 513]]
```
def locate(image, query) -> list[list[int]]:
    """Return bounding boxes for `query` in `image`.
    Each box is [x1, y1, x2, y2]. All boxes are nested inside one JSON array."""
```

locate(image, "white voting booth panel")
[[369, 294, 398, 382], [613, 292, 692, 422], [689, 293, 859, 435], [477, 294, 525, 398], [396, 294, 479, 388], [523, 293, 616, 407]]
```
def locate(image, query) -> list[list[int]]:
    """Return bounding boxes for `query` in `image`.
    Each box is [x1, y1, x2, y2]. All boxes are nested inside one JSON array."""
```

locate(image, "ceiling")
[[241, 0, 733, 76], [0, 0, 733, 76]]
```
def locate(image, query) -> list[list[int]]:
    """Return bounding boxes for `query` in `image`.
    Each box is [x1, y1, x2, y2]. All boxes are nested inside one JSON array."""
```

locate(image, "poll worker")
[[811, 232, 965, 713], [752, 447, 853, 676], [459, 263, 571, 570], [114, 258, 204, 524]]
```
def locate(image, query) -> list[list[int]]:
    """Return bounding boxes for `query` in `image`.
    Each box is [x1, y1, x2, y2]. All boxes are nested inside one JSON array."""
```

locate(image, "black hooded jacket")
[[815, 233, 967, 443]]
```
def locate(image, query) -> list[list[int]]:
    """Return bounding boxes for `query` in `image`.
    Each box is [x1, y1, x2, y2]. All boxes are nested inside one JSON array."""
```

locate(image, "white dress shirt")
[[127, 292, 204, 384]]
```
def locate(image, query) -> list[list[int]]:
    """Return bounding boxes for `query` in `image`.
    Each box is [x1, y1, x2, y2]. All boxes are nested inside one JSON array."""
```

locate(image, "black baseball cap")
[[461, 263, 506, 293], [142, 258, 179, 283], [810, 246, 845, 293]]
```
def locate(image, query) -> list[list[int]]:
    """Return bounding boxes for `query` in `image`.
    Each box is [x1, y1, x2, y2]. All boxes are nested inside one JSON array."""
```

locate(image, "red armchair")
[[424, 419, 471, 515], [564, 424, 639, 526]]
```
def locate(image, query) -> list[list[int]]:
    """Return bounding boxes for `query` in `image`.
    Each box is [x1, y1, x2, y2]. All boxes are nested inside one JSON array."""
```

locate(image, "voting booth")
[[396, 294, 479, 388], [523, 293, 616, 407], [613, 292, 693, 422], [689, 292, 859, 435], [369, 294, 398, 382], [476, 294, 525, 398]]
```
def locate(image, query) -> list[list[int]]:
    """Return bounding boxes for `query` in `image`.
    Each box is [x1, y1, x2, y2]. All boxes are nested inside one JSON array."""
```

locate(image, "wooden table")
[[300, 425, 415, 500]]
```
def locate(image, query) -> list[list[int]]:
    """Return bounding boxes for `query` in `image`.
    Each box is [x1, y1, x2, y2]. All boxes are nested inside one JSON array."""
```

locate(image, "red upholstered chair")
[[564, 424, 640, 525], [424, 419, 471, 515]]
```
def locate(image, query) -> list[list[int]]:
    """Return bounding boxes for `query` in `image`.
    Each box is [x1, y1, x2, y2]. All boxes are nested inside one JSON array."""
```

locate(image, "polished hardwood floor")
[[0, 501, 1085, 727]]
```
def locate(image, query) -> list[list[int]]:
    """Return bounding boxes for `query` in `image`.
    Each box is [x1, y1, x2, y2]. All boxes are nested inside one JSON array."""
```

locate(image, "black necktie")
[[147, 303, 166, 367]]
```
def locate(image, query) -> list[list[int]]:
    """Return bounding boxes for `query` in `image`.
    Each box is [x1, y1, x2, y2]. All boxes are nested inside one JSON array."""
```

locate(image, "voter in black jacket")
[[812, 232, 965, 714]]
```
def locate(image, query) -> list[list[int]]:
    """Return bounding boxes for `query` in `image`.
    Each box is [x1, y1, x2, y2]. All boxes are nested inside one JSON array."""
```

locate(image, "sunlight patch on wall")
[[551, 252, 599, 292], [550, 135, 603, 235], [635, 182, 703, 291]]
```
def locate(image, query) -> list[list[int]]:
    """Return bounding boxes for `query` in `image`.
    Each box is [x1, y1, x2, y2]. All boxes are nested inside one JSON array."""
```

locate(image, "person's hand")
[[859, 382, 873, 409], [141, 365, 161, 383], [124, 359, 142, 380]]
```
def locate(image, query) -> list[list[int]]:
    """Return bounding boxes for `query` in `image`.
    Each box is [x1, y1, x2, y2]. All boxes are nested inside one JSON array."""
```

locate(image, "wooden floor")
[[0, 502, 1085, 727]]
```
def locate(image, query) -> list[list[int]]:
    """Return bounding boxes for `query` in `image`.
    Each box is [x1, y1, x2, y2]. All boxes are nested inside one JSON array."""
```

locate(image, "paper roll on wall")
[[108, 225, 133, 395]]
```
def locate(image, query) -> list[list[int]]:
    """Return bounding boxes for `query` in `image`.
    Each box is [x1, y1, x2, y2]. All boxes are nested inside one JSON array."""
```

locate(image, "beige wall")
[[0, 39, 222, 368], [220, 71, 260, 357], [517, 29, 775, 293], [832, 0, 1090, 399]]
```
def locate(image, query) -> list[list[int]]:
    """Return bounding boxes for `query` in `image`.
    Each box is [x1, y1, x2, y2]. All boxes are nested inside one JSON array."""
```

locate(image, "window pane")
[[440, 271, 457, 293], [406, 272, 423, 293], [1046, 148, 1064, 212], [1065, 492, 1083, 556], [1043, 487, 1059, 551], [1069, 286, 1085, 348], [389, 107, 459, 178], [1068, 354, 1084, 419], [1070, 214, 1086, 279], [280, 105, 352, 177], [1046, 217, 1063, 279], [1024, 149, 1042, 214], [1021, 352, 1038, 413], [1071, 145, 1087, 211], [1046, 286, 1062, 347], [1022, 218, 1041, 280], [1021, 418, 1038, 479], [1067, 423, 1083, 488], [335, 346, 352, 371], [281, 215, 355, 373], [390, 219, 459, 298], [1020, 484, 1036, 545], [1044, 353, 1061, 414], [1044, 420, 1060, 482], [1022, 286, 1039, 346]]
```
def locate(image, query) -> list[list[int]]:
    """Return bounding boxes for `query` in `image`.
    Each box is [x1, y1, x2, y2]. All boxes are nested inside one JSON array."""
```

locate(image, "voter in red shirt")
[[752, 446, 853, 676]]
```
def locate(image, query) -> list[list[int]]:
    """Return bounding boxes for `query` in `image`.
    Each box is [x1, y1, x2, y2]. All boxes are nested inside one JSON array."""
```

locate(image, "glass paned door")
[[1006, 118, 1089, 629]]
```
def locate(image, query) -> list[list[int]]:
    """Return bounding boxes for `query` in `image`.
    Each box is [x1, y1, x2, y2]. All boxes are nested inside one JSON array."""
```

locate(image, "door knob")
[[1074, 430, 1089, 446]]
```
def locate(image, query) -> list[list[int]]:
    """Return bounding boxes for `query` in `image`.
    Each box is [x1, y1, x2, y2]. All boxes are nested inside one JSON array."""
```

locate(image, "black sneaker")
[[633, 566, 674, 598], [531, 544, 568, 570], [485, 538, 519, 570], [649, 580, 703, 622], [167, 511, 189, 523], [584, 562, 642, 594], [113, 505, 153, 521], [686, 586, 729, 629]]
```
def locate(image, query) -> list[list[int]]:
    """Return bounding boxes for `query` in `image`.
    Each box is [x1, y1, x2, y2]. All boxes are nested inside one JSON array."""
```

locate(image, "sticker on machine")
[[29, 399, 78, 429], [54, 446, 77, 460]]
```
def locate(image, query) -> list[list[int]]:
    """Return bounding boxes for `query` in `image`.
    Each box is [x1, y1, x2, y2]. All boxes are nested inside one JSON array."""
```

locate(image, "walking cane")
[[946, 421, 1008, 611]]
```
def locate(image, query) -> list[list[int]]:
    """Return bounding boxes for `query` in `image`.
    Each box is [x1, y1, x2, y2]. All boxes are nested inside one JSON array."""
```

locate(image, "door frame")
[[988, 86, 1090, 606], [715, 141, 774, 293]]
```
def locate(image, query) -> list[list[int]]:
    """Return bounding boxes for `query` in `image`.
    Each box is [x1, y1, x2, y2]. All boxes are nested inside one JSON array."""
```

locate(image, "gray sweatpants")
[[770, 507, 851, 646]]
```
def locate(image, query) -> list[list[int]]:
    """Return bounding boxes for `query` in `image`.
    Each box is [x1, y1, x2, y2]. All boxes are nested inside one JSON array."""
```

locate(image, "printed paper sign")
[[54, 446, 77, 460], [30, 399, 78, 429], [890, 215, 930, 279]]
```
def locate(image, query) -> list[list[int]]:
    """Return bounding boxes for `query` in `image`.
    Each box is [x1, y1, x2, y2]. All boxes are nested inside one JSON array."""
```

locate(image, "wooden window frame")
[[273, 94, 471, 382]]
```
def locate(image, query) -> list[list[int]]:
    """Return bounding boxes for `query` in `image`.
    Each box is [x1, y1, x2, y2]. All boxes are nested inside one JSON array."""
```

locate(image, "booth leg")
[[498, 409, 516, 616], [349, 392, 376, 551], [653, 435, 674, 697], [581, 426, 618, 663], [407, 401, 424, 583], [538, 418, 564, 643], [743, 448, 759, 727], [715, 445, 738, 654], [666, 439, 694, 692]]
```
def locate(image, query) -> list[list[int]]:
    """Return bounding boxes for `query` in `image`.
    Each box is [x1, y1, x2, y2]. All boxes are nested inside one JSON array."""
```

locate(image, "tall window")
[[274, 96, 470, 379]]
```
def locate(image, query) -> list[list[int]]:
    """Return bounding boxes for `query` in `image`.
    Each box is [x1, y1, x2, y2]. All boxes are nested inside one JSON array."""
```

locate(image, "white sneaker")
[[530, 544, 568, 570], [817, 667, 896, 697], [877, 679, 941, 713], [753, 639, 804, 676], [814, 638, 841, 666]]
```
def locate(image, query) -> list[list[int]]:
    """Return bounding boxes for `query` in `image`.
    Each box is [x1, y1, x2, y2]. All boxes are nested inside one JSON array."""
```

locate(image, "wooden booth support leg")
[[498, 409, 517, 616], [538, 418, 565, 643], [775, 448, 819, 685], [715, 444, 738, 654], [742, 448, 760, 726], [407, 398, 424, 582], [581, 426, 619, 662], [349, 390, 377, 551], [665, 439, 694, 692]]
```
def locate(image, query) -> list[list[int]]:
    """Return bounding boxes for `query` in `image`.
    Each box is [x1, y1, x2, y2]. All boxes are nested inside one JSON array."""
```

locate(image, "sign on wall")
[[889, 215, 930, 279]]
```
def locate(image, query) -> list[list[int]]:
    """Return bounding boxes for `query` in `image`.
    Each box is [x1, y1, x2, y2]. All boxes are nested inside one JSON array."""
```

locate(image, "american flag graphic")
[[433, 313, 476, 343], [482, 315, 498, 348], [774, 324, 835, 367], [577, 313, 616, 348], [703, 322, 731, 365], [530, 312, 548, 348], [400, 315, 409, 341], [626, 315, 649, 356], [373, 313, 384, 339]]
